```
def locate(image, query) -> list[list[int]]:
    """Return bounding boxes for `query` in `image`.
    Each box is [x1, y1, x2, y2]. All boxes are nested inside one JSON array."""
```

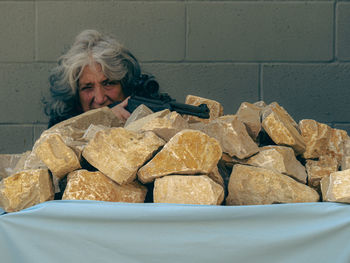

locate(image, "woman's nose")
[[94, 86, 106, 104]]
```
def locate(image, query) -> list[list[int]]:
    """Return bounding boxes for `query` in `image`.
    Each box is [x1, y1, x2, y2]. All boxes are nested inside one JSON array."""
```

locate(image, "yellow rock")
[[306, 156, 339, 190], [0, 169, 54, 212], [62, 170, 147, 203], [226, 164, 319, 205], [34, 133, 81, 179], [262, 102, 305, 155], [321, 169, 350, 203], [138, 129, 222, 183], [83, 128, 165, 185], [184, 95, 223, 123], [126, 111, 189, 141], [154, 175, 224, 205], [202, 115, 259, 159], [247, 146, 307, 183], [236, 102, 262, 141], [124, 104, 154, 127]]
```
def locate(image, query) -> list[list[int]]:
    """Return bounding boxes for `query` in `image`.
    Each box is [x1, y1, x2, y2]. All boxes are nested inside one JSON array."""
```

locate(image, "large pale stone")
[[299, 119, 349, 165], [124, 109, 170, 132], [62, 170, 147, 203], [262, 102, 305, 155], [184, 95, 223, 123], [306, 156, 339, 190], [246, 146, 307, 183], [124, 104, 154, 127], [226, 165, 319, 205], [201, 115, 259, 159], [0, 169, 54, 212], [138, 129, 222, 184], [82, 124, 110, 142], [321, 169, 350, 203], [83, 128, 165, 185], [126, 111, 189, 141], [154, 175, 224, 205], [34, 133, 81, 179], [236, 102, 262, 141], [299, 119, 332, 159]]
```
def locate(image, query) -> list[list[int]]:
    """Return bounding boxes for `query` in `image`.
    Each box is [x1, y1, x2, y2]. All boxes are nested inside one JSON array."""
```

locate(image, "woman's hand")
[[110, 97, 131, 121]]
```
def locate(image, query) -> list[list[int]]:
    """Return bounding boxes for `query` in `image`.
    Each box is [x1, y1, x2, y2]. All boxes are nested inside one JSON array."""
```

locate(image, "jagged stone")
[[126, 111, 189, 141], [34, 133, 81, 179], [299, 119, 349, 165], [262, 102, 305, 155], [83, 128, 165, 185], [246, 146, 307, 183], [226, 164, 319, 205], [306, 156, 339, 190], [0, 169, 54, 212], [254, 101, 267, 109], [321, 169, 350, 203], [184, 95, 223, 123], [23, 151, 47, 170], [201, 115, 259, 159], [124, 109, 169, 131], [236, 102, 262, 141], [138, 129, 222, 184], [153, 175, 224, 205], [299, 119, 332, 159], [82, 124, 110, 142], [62, 170, 147, 203], [124, 104, 154, 127], [207, 166, 224, 187], [342, 138, 350, 170]]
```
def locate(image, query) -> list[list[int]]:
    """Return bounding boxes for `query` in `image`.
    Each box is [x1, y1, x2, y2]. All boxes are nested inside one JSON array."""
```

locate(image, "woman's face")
[[78, 63, 125, 112]]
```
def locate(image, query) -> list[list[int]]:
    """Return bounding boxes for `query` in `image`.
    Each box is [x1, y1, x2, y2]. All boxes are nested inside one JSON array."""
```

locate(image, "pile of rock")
[[0, 95, 349, 212]]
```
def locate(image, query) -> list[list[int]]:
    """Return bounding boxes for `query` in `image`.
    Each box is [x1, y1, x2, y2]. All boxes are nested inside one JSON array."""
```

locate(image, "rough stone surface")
[[127, 111, 189, 141], [306, 156, 339, 190], [226, 164, 319, 205], [82, 124, 110, 142], [34, 133, 81, 179], [0, 169, 54, 212], [262, 102, 306, 155], [321, 169, 350, 203], [62, 170, 147, 203], [207, 166, 224, 187], [246, 146, 307, 183], [83, 128, 165, 185], [138, 129, 222, 184], [201, 115, 259, 159], [342, 138, 350, 170], [154, 175, 224, 205], [299, 119, 349, 165], [184, 95, 224, 123], [299, 119, 332, 159], [124, 109, 170, 132], [236, 102, 262, 141], [124, 104, 154, 128]]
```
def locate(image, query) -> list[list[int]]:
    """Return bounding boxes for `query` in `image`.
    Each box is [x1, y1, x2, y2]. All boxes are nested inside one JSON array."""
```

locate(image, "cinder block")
[[142, 63, 259, 114], [0, 125, 33, 154], [337, 3, 350, 61], [187, 2, 333, 61], [262, 64, 350, 124], [0, 2, 35, 62], [37, 2, 185, 62], [0, 63, 52, 124]]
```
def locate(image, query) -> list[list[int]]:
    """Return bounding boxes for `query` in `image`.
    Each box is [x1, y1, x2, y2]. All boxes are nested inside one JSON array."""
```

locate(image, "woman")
[[45, 29, 155, 127]]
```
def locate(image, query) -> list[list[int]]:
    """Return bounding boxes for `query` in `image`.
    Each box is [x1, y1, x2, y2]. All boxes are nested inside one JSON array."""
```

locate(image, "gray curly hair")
[[45, 29, 141, 127]]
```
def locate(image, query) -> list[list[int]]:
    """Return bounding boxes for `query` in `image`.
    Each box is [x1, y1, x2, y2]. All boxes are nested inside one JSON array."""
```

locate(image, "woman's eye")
[[80, 86, 92, 91]]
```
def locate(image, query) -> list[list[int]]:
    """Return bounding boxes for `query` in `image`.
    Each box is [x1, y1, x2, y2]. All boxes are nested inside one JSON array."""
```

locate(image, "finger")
[[119, 96, 130, 108]]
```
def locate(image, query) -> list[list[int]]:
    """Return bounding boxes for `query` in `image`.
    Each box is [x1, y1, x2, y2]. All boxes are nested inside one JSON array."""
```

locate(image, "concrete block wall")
[[0, 0, 349, 154]]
